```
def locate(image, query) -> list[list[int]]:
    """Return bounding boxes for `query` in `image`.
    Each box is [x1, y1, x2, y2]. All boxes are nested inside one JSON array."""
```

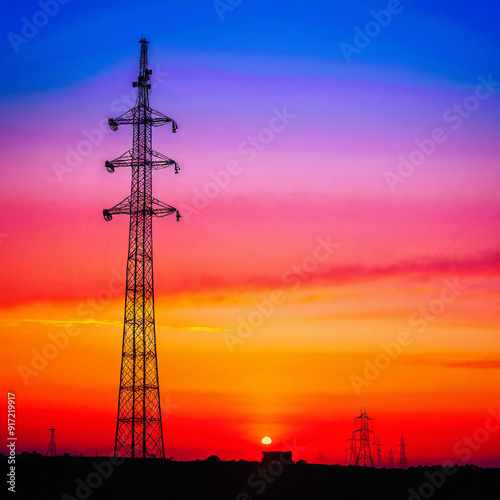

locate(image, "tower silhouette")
[[104, 38, 180, 459], [372, 437, 383, 467], [349, 408, 374, 467], [345, 436, 356, 465], [386, 447, 395, 468], [46, 427, 56, 457], [344, 446, 350, 466], [397, 433, 409, 469]]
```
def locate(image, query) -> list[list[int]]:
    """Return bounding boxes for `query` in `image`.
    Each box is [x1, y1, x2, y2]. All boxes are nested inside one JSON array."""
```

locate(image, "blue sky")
[[2, 0, 500, 96]]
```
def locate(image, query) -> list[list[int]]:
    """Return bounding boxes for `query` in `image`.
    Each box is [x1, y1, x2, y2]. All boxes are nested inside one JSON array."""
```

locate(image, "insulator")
[[103, 209, 113, 221], [105, 161, 115, 173], [172, 121, 178, 133], [176, 211, 181, 222], [108, 119, 118, 132], [174, 163, 180, 174]]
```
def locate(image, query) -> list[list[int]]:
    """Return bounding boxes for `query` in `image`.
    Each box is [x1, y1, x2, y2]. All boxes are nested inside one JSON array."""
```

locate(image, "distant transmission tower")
[[397, 434, 409, 469], [46, 427, 56, 457], [372, 437, 383, 467], [104, 38, 180, 459], [386, 447, 395, 468], [345, 436, 356, 465], [349, 408, 374, 467]]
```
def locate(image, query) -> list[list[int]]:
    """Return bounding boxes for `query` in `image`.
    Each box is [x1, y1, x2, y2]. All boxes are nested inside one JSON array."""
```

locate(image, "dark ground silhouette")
[[4, 454, 499, 500]]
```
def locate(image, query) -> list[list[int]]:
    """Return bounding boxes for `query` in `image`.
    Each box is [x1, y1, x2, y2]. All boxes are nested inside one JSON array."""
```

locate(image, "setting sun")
[[262, 437, 272, 445]]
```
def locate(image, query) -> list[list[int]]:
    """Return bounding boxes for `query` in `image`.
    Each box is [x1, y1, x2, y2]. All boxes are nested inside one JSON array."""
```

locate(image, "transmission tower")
[[46, 427, 56, 457], [386, 447, 395, 468], [345, 436, 356, 465], [103, 38, 180, 459], [397, 433, 409, 469], [372, 437, 383, 467], [351, 408, 374, 467]]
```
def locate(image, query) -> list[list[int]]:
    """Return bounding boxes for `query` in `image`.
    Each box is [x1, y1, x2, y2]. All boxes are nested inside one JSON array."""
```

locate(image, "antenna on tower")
[[103, 38, 181, 459], [46, 427, 56, 457], [396, 433, 410, 469]]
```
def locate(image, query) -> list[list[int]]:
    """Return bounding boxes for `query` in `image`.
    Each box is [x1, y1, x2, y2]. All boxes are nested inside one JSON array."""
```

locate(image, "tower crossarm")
[[103, 196, 180, 221], [152, 150, 180, 172], [105, 150, 179, 173], [103, 196, 132, 221], [152, 198, 180, 219], [108, 107, 178, 132], [105, 150, 135, 172], [149, 106, 178, 132], [353, 427, 374, 434], [108, 108, 138, 130]]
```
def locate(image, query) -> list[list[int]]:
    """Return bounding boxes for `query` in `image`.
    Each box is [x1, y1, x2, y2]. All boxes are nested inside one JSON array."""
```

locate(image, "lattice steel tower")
[[46, 427, 56, 457], [352, 408, 374, 467], [103, 38, 180, 459], [397, 433, 409, 469]]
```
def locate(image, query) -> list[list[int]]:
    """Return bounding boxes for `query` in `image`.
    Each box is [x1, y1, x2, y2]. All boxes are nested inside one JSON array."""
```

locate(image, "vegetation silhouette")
[[3, 453, 499, 500]]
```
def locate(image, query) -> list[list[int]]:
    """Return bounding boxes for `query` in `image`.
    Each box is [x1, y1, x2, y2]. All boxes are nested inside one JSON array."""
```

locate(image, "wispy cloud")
[[158, 325, 233, 333], [442, 360, 500, 370], [404, 357, 500, 370], [2, 318, 122, 328], [162, 250, 500, 295], [317, 251, 500, 286], [4, 318, 233, 333], [186, 326, 233, 333]]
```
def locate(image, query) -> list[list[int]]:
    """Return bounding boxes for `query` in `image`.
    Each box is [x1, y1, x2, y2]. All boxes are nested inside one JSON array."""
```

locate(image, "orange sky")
[[3, 250, 500, 465]]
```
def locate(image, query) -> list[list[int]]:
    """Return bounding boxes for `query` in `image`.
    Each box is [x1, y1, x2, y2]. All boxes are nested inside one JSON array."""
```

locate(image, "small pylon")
[[397, 433, 409, 469], [345, 436, 356, 465], [46, 427, 56, 457], [372, 437, 383, 467], [385, 447, 395, 468]]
